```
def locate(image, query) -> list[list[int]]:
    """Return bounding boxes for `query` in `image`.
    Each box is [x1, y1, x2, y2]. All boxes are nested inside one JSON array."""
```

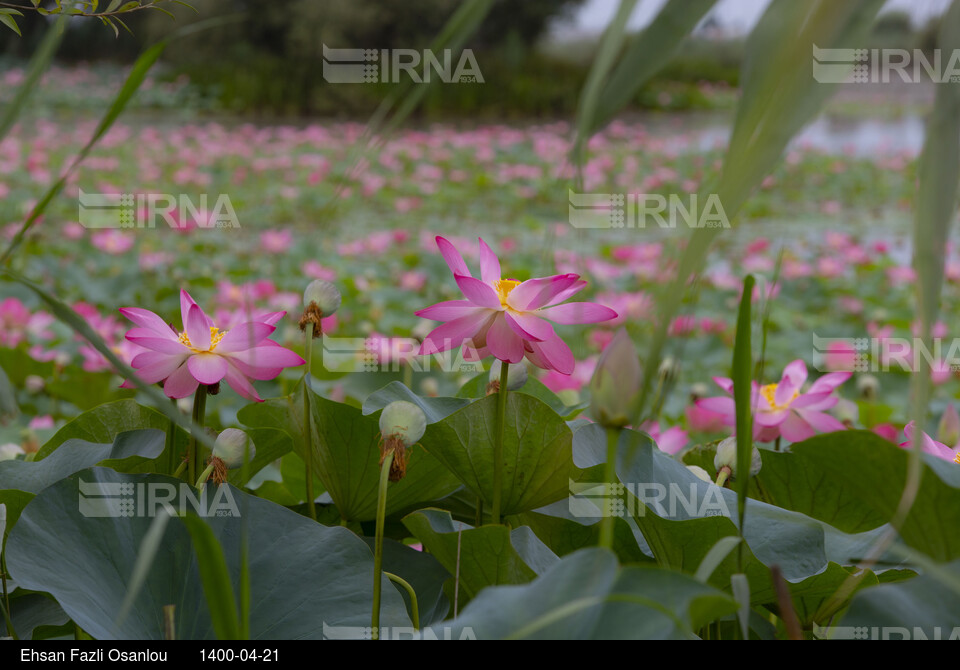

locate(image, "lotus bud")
[[0, 443, 24, 462], [299, 280, 341, 337], [378, 401, 427, 482], [939, 403, 960, 449], [486, 360, 527, 394], [419, 377, 439, 397], [212, 429, 256, 468], [687, 465, 712, 483], [658, 356, 679, 385], [589, 329, 642, 429], [690, 382, 710, 402], [831, 397, 858, 428], [24, 375, 44, 394], [857, 374, 879, 401], [714, 436, 762, 480]]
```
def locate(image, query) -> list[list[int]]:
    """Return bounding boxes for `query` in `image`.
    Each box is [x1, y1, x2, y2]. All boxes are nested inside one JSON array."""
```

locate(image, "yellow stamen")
[[178, 326, 225, 353], [760, 382, 798, 412], [494, 279, 521, 308], [954, 452, 960, 465]]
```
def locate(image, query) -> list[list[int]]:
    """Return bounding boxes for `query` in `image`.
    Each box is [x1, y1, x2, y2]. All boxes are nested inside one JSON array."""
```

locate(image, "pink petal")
[[256, 311, 287, 326], [779, 412, 816, 443], [712, 377, 735, 395], [782, 359, 808, 387], [132, 354, 187, 384], [479, 238, 501, 284], [696, 397, 735, 416], [163, 361, 200, 399], [185, 304, 211, 350], [527, 336, 575, 374], [226, 346, 305, 370], [188, 353, 229, 384], [543, 280, 587, 307], [504, 311, 555, 342], [224, 362, 262, 402], [131, 350, 177, 369], [216, 322, 276, 353], [755, 409, 788, 427], [126, 335, 190, 355], [455, 275, 502, 310], [419, 309, 497, 355], [795, 409, 846, 435], [437, 236, 471, 277], [415, 300, 485, 322], [537, 302, 618, 325], [119, 307, 175, 337], [486, 314, 525, 363], [507, 274, 579, 311], [180, 290, 210, 329], [807, 371, 852, 394]]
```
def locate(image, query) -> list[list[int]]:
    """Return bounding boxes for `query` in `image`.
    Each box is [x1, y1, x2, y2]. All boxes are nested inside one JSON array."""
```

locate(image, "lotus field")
[[1, 0, 960, 644]]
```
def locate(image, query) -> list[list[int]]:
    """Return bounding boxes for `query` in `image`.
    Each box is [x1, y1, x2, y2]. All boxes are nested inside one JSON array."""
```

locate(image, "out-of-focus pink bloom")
[[822, 341, 857, 372], [260, 229, 293, 254], [120, 289, 304, 401], [887, 265, 916, 287], [668, 315, 697, 336], [900, 422, 959, 462], [697, 360, 850, 443], [91, 230, 134, 255], [641, 421, 689, 455], [28, 415, 54, 430], [302, 260, 337, 281], [399, 271, 427, 292]]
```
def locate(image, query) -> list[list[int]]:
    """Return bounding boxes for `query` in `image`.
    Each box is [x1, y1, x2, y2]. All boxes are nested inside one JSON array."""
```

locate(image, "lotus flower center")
[[494, 279, 521, 307], [178, 326, 225, 353], [760, 383, 798, 412]]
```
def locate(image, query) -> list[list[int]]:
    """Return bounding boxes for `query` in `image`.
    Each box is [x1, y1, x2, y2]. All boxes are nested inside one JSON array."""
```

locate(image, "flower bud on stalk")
[[857, 374, 879, 401], [378, 401, 426, 482], [299, 280, 341, 338], [196, 429, 255, 487], [713, 436, 762, 486], [589, 329, 642, 428], [486, 360, 527, 395]]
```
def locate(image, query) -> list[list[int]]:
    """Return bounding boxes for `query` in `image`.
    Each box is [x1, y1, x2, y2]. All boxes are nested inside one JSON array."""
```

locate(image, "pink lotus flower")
[[900, 422, 960, 463], [416, 237, 617, 374], [120, 290, 304, 401], [697, 360, 850, 443]]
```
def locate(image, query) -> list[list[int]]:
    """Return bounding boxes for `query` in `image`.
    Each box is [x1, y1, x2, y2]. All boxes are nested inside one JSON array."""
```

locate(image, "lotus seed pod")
[[714, 436, 762, 477], [379, 401, 426, 448], [212, 429, 256, 469], [856, 374, 879, 401], [686, 465, 712, 483], [589, 329, 642, 429], [303, 279, 341, 315], [488, 359, 528, 391]]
